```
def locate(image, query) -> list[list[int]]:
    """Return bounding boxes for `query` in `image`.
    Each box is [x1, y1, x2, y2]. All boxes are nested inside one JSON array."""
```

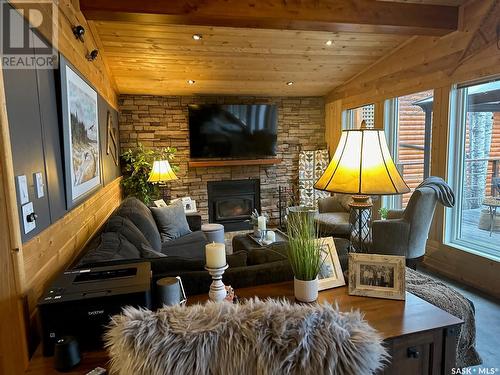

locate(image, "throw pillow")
[[105, 216, 152, 250], [115, 197, 162, 251], [78, 232, 141, 266], [150, 200, 191, 242]]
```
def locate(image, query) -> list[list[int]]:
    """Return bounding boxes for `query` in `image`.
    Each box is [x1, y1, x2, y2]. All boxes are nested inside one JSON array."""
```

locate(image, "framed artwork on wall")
[[106, 110, 119, 166], [60, 56, 101, 208]]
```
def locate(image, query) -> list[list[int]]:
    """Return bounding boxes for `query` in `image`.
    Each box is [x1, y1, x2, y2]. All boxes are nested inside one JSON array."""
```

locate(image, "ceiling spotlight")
[[325, 40, 333, 46], [86, 49, 99, 61], [286, 81, 294, 86], [187, 79, 195, 85], [192, 34, 203, 40]]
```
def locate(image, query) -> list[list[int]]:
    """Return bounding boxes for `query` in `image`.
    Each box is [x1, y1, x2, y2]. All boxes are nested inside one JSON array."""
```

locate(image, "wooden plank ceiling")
[[81, 0, 461, 96], [89, 22, 409, 96]]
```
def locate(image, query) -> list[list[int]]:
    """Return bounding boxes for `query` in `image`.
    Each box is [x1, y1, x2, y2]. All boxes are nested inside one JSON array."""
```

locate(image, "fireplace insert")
[[207, 179, 260, 231]]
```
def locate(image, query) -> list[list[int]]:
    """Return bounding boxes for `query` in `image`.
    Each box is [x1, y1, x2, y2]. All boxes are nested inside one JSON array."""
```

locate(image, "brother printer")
[[38, 262, 152, 356]]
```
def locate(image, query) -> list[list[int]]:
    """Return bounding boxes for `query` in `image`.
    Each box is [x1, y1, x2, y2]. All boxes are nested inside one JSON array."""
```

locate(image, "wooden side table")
[[27, 282, 463, 375]]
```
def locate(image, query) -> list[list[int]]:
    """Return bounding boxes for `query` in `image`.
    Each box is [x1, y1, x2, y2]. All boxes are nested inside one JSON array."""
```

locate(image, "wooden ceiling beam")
[[79, 0, 459, 36]]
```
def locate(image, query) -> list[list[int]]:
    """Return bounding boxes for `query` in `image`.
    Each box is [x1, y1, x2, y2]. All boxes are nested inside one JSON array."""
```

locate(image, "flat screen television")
[[188, 104, 278, 158]]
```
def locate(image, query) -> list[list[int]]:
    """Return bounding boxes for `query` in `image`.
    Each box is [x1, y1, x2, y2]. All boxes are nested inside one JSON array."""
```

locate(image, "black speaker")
[[54, 336, 81, 371]]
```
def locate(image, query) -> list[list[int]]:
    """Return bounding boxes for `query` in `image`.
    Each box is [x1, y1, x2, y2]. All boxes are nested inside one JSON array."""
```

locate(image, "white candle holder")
[[205, 264, 229, 302]]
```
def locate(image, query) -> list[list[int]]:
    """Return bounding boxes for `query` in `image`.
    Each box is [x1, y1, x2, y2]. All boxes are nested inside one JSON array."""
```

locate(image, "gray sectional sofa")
[[72, 197, 294, 296]]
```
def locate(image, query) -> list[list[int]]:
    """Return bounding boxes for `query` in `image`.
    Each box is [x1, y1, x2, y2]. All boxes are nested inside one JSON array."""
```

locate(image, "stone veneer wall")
[[118, 95, 326, 225]]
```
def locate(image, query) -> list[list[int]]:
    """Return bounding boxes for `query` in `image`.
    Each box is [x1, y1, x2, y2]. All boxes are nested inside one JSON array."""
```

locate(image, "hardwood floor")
[[420, 266, 500, 369]]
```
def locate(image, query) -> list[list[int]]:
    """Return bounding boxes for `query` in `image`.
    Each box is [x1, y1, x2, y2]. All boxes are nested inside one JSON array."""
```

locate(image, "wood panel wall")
[[22, 178, 122, 317], [325, 0, 500, 297], [0, 0, 121, 366]]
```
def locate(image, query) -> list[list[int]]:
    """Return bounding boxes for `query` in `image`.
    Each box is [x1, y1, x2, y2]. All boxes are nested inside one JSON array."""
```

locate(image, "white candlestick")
[[266, 230, 275, 242], [257, 216, 266, 231], [205, 242, 226, 268]]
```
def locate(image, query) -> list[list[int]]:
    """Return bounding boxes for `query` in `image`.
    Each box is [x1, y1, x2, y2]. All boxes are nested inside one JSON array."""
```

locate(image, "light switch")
[[22, 202, 36, 234], [17, 175, 29, 204], [34, 172, 44, 198]]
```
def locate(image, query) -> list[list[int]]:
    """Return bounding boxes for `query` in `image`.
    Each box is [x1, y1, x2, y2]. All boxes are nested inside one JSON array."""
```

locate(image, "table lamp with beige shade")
[[314, 121, 409, 252], [148, 159, 178, 203]]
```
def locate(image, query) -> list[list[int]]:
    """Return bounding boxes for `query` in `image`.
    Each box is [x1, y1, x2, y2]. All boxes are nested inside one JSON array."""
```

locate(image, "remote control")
[[86, 367, 107, 375]]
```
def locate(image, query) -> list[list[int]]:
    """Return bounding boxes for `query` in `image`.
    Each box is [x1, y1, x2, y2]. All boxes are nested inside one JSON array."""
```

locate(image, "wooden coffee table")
[[26, 282, 462, 375]]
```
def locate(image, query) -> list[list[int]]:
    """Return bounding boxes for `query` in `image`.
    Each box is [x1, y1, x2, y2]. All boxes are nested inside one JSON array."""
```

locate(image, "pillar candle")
[[266, 230, 276, 242], [257, 216, 266, 231], [205, 242, 226, 268]]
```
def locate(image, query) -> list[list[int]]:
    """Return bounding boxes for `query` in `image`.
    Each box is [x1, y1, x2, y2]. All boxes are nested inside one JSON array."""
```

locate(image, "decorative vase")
[[294, 277, 319, 302]]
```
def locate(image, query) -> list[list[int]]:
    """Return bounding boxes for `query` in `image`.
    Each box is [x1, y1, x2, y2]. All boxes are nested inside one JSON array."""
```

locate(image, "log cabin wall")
[[325, 0, 500, 298], [0, 0, 121, 366]]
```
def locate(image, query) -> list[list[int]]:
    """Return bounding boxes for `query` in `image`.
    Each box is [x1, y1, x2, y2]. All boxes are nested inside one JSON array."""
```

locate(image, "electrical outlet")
[[17, 175, 29, 204], [34, 172, 45, 198], [22, 202, 36, 234]]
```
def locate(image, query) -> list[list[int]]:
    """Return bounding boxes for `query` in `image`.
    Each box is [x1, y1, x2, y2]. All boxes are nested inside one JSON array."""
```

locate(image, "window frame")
[[444, 82, 500, 261], [344, 103, 375, 130]]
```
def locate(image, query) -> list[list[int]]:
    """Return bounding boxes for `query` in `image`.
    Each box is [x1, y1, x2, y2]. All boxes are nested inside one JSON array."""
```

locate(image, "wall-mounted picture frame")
[[60, 56, 101, 209], [106, 110, 119, 166], [316, 237, 345, 290], [348, 253, 406, 300]]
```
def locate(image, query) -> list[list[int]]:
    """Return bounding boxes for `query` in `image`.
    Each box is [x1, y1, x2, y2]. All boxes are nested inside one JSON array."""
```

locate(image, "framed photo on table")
[[171, 197, 197, 213], [316, 237, 345, 290], [348, 253, 406, 300], [153, 199, 168, 208]]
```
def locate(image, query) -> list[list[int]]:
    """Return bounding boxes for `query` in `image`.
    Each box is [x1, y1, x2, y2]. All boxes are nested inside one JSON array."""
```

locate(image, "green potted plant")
[[121, 143, 178, 206], [378, 207, 389, 220], [287, 210, 323, 302]]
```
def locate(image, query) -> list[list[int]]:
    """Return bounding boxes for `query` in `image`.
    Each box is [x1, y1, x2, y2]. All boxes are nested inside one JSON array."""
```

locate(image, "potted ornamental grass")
[[287, 210, 322, 302]]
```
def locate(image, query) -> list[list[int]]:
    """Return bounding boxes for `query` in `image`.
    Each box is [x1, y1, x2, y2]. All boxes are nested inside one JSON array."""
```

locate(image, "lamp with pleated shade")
[[148, 160, 178, 202], [314, 121, 409, 252]]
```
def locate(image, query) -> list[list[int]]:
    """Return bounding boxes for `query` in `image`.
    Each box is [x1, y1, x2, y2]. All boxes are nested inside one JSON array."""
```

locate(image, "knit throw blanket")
[[105, 299, 388, 375], [406, 269, 481, 367], [416, 176, 455, 207]]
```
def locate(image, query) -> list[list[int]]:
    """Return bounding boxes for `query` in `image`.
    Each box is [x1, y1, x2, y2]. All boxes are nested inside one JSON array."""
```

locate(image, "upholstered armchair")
[[314, 194, 352, 238], [371, 186, 439, 262]]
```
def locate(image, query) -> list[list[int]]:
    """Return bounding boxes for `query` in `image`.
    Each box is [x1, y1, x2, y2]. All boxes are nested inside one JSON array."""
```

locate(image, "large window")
[[384, 90, 433, 208], [446, 79, 500, 258], [344, 104, 375, 129]]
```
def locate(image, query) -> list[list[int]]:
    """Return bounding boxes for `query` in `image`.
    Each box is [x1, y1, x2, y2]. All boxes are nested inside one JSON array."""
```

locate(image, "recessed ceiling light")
[[325, 40, 333, 46], [187, 80, 195, 85], [192, 34, 203, 40], [286, 81, 294, 86]]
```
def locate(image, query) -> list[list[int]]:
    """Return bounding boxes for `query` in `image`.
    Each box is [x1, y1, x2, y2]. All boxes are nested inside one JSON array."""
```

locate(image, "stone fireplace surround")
[[119, 95, 326, 226]]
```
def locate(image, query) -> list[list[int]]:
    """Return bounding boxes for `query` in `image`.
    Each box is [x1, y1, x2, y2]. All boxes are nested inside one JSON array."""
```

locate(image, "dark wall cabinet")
[[3, 9, 119, 242]]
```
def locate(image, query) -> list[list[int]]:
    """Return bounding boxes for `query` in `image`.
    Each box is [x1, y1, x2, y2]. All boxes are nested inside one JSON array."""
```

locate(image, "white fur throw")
[[105, 298, 388, 375]]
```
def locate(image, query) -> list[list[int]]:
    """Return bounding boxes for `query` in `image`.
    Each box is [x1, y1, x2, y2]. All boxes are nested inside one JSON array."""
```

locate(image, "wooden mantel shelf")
[[188, 158, 282, 168]]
